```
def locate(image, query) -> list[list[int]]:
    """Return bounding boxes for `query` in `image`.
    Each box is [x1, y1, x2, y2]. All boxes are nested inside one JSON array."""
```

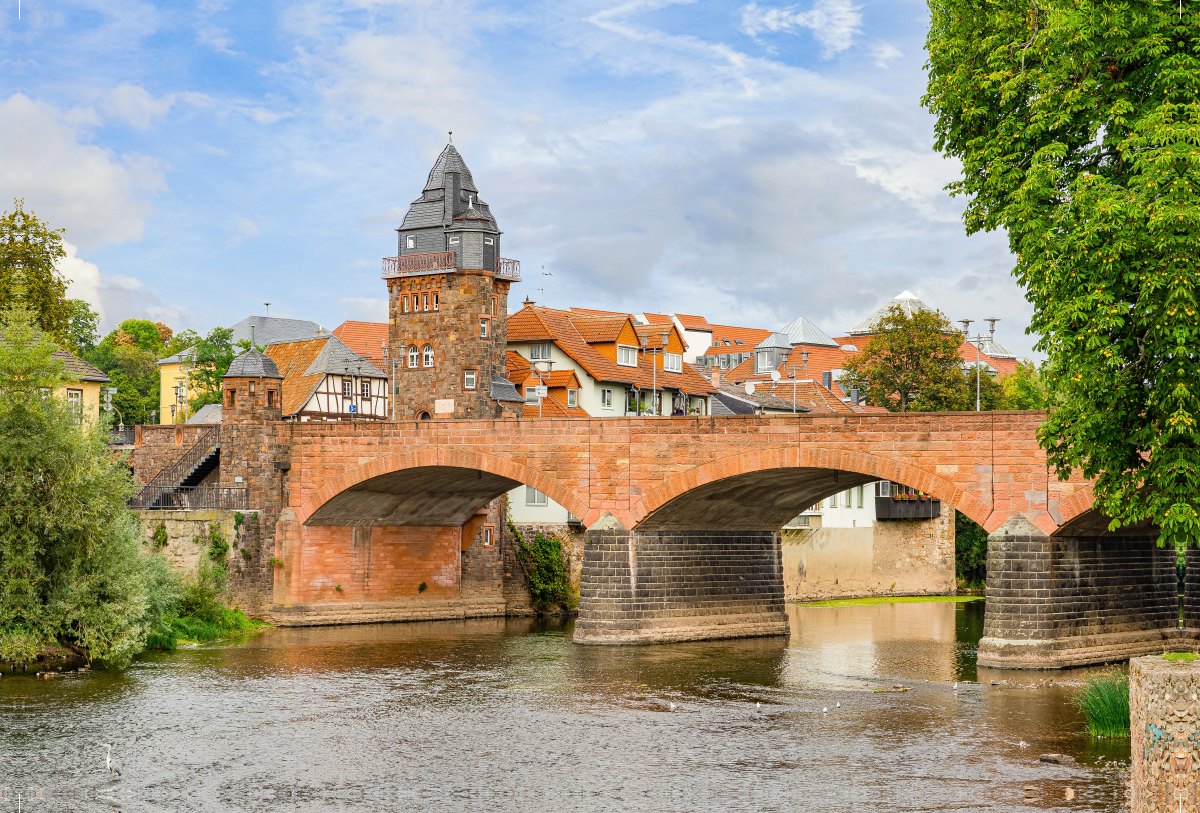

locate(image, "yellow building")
[[157, 349, 196, 423], [52, 349, 111, 424]]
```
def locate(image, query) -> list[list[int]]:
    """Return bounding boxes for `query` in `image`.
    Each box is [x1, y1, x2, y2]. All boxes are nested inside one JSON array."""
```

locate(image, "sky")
[[0, 0, 1037, 357]]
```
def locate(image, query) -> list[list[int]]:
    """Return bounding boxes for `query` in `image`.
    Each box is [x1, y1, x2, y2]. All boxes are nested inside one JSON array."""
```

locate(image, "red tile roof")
[[674, 313, 711, 331], [522, 394, 589, 418], [53, 349, 110, 383], [701, 324, 773, 356], [333, 321, 389, 368], [569, 307, 627, 318], [565, 313, 628, 343], [641, 312, 673, 325], [265, 337, 330, 416]]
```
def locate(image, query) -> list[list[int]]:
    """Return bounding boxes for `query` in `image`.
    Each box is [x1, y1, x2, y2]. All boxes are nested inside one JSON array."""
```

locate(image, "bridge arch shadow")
[[630, 447, 992, 531], [296, 448, 585, 527]]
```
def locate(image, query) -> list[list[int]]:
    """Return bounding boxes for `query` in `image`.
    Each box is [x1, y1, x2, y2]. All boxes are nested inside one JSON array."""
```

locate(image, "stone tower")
[[387, 141, 523, 419], [222, 349, 284, 424]]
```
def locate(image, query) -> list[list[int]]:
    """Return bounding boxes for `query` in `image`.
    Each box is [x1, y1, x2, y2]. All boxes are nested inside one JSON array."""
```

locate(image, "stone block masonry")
[[978, 516, 1190, 668], [573, 516, 788, 644], [1130, 655, 1200, 812]]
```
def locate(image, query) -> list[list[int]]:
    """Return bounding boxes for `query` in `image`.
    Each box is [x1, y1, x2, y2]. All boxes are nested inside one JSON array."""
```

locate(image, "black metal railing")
[[875, 495, 942, 521], [138, 486, 249, 511], [131, 426, 220, 508]]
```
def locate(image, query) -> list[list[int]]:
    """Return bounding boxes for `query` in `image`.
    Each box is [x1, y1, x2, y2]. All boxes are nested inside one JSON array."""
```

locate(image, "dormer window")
[[617, 345, 638, 367], [529, 342, 552, 360], [723, 339, 731, 346], [664, 353, 682, 373]]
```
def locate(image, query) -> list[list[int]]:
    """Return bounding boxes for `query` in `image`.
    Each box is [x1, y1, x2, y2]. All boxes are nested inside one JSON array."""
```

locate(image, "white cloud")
[[339, 297, 388, 322], [61, 242, 187, 332], [102, 83, 176, 129], [228, 216, 259, 247], [871, 42, 902, 69], [740, 0, 862, 56], [0, 93, 166, 247]]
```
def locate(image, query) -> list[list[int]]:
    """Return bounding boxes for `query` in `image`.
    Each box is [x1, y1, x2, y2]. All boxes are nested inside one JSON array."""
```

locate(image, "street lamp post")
[[639, 331, 670, 415], [959, 318, 999, 412]]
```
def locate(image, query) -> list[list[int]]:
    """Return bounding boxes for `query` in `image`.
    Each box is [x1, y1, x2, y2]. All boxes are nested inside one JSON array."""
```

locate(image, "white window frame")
[[617, 345, 638, 367], [402, 295, 410, 313], [66, 388, 83, 417], [408, 346, 418, 368], [567, 389, 578, 408], [530, 342, 552, 360], [464, 370, 477, 390], [361, 381, 371, 399], [480, 319, 489, 339], [525, 486, 548, 506], [423, 294, 429, 311], [406, 235, 415, 249], [483, 527, 493, 546], [600, 388, 613, 409], [422, 344, 434, 367], [484, 237, 494, 245], [856, 485, 864, 508], [664, 353, 682, 373], [829, 492, 837, 508], [433, 293, 439, 311], [449, 236, 460, 244], [342, 380, 352, 397]]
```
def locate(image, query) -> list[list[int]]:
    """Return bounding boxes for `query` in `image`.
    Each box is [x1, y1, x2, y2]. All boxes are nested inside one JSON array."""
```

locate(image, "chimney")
[[821, 371, 831, 389], [445, 171, 460, 223], [850, 388, 859, 405], [712, 366, 721, 387]]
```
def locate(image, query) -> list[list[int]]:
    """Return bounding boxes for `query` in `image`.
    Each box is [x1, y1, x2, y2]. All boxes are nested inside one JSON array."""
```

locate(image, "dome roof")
[[224, 348, 283, 379], [847, 290, 934, 336]]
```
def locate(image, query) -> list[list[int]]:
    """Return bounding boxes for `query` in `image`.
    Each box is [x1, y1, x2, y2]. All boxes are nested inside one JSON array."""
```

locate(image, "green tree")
[[1002, 359, 1052, 411], [66, 299, 100, 352], [840, 305, 967, 412], [0, 201, 71, 339], [0, 303, 158, 666], [955, 510, 989, 587], [188, 326, 234, 412], [924, 1, 1200, 546]]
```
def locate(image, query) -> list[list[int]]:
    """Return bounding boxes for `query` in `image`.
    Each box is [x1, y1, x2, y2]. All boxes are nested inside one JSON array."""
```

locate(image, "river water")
[[2, 601, 1129, 812]]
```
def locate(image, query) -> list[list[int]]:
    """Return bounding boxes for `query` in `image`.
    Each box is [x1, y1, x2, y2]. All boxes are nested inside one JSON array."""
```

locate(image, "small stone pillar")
[[1130, 655, 1200, 812]]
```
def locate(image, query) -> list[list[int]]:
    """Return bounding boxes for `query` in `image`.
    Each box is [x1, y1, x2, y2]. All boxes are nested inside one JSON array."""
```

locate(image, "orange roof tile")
[[566, 313, 629, 343], [633, 323, 681, 350], [570, 307, 628, 318], [641, 312, 673, 325], [332, 320, 389, 367], [522, 394, 589, 418], [674, 313, 711, 331], [266, 337, 329, 416], [701, 323, 772, 356]]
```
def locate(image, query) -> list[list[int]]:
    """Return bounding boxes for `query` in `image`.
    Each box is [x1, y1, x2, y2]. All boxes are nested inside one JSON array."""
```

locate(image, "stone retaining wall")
[[573, 516, 788, 644]]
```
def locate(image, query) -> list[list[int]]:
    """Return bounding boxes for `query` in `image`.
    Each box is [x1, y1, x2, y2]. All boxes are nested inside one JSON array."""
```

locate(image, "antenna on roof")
[[264, 301, 270, 317], [448, 130, 453, 144]]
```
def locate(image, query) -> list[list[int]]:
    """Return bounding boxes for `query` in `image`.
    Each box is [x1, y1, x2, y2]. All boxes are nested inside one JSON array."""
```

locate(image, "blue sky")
[[0, 0, 1035, 356]]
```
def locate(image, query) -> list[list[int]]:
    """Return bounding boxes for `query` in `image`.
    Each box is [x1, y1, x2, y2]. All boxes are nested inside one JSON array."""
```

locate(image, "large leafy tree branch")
[[0, 200, 71, 340], [925, 1, 1200, 546]]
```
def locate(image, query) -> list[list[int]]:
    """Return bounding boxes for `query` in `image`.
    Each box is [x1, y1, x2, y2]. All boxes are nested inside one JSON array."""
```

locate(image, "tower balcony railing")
[[495, 258, 521, 281], [382, 251, 457, 278]]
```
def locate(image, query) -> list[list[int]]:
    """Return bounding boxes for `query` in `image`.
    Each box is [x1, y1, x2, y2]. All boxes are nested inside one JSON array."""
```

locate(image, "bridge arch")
[[630, 446, 994, 531], [295, 447, 586, 527]]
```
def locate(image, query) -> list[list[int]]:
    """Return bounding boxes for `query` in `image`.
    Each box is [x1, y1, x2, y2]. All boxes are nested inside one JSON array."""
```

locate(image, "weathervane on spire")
[[448, 130, 453, 144]]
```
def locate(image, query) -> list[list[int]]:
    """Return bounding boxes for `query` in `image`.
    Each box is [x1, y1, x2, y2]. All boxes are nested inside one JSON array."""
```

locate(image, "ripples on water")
[[1, 601, 1129, 812]]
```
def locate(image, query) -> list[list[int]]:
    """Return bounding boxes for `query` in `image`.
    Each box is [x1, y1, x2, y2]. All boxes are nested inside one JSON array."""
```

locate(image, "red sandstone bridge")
[[134, 411, 1188, 669]]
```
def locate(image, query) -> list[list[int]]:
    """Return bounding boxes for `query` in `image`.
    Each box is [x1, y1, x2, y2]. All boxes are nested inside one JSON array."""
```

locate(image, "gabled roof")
[[490, 375, 525, 404], [186, 403, 223, 424], [633, 323, 678, 349], [641, 312, 673, 325], [702, 323, 773, 356], [53, 349, 110, 383], [570, 307, 627, 318], [159, 316, 321, 365], [332, 321, 388, 367], [674, 313, 712, 331], [776, 315, 838, 347], [566, 314, 628, 343], [505, 353, 581, 390], [265, 334, 383, 417], [847, 290, 934, 336], [522, 394, 589, 418]]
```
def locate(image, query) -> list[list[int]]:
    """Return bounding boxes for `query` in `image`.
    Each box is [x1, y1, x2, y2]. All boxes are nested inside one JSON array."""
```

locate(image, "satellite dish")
[[770, 371, 781, 383], [745, 382, 756, 395]]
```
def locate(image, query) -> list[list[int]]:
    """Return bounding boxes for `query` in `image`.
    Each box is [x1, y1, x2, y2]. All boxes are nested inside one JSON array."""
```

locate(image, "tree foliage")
[[0, 201, 71, 340], [840, 305, 969, 412], [66, 299, 100, 352], [0, 304, 157, 666], [925, 1, 1200, 546], [188, 326, 235, 412]]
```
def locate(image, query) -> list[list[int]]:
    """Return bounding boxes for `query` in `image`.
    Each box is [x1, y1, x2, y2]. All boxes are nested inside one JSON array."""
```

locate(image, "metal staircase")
[[129, 426, 228, 509]]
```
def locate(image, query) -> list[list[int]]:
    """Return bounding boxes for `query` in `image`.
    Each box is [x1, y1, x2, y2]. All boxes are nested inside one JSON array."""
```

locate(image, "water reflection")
[[1, 601, 1128, 812]]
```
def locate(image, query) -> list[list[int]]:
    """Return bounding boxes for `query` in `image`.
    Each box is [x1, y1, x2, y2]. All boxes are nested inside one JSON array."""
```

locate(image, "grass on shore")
[[1074, 672, 1130, 737], [145, 607, 267, 650], [794, 595, 984, 608]]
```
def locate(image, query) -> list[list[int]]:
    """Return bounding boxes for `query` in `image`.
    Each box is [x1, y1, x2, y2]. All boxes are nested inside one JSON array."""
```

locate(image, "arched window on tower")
[[408, 345, 418, 368], [423, 344, 434, 367]]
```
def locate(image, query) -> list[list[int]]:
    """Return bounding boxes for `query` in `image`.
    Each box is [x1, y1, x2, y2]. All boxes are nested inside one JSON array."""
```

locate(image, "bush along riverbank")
[[143, 556, 267, 651], [1075, 671, 1131, 738]]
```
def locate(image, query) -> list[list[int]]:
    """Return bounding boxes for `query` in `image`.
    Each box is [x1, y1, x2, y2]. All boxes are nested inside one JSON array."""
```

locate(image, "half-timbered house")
[[265, 332, 391, 422]]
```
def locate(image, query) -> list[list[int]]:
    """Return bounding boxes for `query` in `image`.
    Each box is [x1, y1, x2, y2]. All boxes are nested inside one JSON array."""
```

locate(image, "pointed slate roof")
[[755, 332, 792, 351], [301, 334, 386, 379], [847, 290, 933, 336], [776, 315, 838, 347], [224, 349, 283, 379], [423, 143, 478, 192]]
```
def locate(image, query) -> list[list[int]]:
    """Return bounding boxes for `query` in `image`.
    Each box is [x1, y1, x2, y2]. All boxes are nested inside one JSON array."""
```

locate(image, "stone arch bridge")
[[133, 411, 1193, 669]]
